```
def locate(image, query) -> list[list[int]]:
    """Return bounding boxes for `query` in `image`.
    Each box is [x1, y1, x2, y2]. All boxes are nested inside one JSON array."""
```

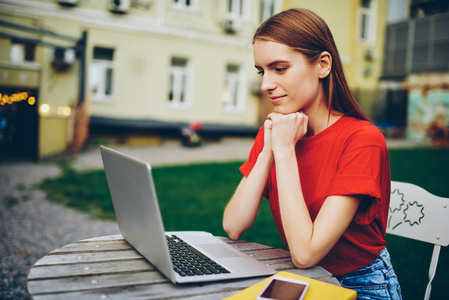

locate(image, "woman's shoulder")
[[338, 116, 387, 149]]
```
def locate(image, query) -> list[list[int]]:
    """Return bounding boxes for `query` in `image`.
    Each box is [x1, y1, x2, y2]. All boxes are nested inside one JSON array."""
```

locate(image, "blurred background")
[[0, 0, 448, 161], [1, 1, 449, 300]]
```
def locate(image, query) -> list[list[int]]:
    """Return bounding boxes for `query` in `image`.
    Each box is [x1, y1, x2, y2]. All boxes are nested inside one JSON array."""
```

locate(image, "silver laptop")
[[100, 146, 276, 284]]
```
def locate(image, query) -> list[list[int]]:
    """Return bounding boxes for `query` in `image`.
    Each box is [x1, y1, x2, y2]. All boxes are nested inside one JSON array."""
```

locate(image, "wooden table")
[[27, 234, 339, 299]]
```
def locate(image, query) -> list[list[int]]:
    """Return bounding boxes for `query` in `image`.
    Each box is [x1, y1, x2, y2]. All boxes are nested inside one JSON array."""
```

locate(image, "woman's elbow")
[[291, 253, 319, 269], [226, 231, 241, 241], [223, 226, 241, 241], [223, 220, 242, 241]]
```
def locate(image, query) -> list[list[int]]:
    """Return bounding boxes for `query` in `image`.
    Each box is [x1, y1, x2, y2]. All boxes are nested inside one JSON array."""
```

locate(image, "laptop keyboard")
[[166, 235, 231, 277]]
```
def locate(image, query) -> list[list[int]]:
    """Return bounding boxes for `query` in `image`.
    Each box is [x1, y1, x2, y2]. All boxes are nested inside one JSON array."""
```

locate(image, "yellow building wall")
[[353, 0, 388, 116], [38, 16, 80, 110], [87, 27, 258, 126], [0, 15, 42, 89], [39, 116, 70, 157], [282, 0, 356, 69]]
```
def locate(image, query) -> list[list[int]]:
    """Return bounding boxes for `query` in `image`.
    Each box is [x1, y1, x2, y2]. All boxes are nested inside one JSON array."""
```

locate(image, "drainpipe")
[[77, 30, 87, 105]]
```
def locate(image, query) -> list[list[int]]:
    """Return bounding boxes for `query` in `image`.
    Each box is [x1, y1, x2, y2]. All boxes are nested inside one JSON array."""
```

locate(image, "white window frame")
[[10, 43, 25, 63], [359, 0, 377, 44], [223, 64, 245, 112], [10, 42, 36, 63], [89, 47, 116, 102], [168, 57, 192, 109], [260, 0, 276, 23], [172, 0, 198, 12], [228, 0, 250, 21]]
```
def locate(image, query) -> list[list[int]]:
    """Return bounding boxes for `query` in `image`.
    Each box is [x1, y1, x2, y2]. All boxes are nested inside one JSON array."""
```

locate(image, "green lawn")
[[35, 148, 449, 300]]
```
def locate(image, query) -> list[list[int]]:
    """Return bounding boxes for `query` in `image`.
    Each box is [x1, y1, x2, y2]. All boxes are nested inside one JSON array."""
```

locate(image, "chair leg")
[[424, 245, 441, 300]]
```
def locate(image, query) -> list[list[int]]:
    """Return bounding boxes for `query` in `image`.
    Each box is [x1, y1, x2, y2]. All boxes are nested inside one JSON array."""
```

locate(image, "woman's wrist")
[[273, 146, 296, 162], [258, 149, 274, 167]]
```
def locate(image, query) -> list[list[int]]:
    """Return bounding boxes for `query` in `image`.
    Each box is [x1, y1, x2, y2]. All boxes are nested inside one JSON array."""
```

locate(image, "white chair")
[[387, 181, 449, 300]]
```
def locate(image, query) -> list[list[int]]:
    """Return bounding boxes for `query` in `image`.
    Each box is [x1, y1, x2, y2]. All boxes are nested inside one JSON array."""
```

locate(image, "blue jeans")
[[337, 248, 402, 300]]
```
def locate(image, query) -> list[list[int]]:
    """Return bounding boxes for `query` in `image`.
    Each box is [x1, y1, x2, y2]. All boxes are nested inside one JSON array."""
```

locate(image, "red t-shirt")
[[240, 116, 390, 276]]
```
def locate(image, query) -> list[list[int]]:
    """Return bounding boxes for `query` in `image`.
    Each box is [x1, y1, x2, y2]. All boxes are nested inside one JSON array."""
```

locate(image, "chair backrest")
[[387, 181, 449, 300], [387, 181, 449, 246]]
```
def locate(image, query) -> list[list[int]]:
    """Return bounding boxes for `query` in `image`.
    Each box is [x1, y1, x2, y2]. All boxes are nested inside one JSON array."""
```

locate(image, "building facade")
[[0, 0, 389, 160], [379, 0, 449, 143]]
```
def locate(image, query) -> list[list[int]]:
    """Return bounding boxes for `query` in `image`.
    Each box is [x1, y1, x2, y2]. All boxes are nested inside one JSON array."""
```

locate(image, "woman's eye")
[[257, 70, 264, 75], [275, 68, 287, 73]]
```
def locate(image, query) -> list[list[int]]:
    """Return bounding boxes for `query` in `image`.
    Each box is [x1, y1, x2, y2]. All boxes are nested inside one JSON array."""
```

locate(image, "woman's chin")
[[273, 107, 301, 115]]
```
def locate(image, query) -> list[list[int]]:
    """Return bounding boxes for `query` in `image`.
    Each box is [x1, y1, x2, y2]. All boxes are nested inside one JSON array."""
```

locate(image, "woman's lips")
[[270, 95, 286, 105]]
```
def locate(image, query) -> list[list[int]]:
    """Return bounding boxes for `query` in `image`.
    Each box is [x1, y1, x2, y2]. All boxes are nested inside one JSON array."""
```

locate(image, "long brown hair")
[[253, 8, 370, 121]]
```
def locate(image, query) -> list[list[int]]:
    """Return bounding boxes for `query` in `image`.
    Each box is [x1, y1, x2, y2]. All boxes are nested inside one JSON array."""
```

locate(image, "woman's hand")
[[267, 112, 308, 156], [262, 119, 273, 157]]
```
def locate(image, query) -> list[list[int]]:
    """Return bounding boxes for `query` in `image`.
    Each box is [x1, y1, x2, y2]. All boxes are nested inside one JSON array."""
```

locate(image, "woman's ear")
[[318, 51, 332, 79]]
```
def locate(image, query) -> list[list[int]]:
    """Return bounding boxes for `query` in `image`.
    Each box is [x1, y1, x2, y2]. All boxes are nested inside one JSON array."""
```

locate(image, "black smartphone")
[[257, 276, 310, 300]]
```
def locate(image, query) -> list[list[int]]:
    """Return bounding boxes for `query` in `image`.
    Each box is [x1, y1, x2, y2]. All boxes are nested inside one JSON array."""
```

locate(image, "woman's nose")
[[260, 74, 276, 93]]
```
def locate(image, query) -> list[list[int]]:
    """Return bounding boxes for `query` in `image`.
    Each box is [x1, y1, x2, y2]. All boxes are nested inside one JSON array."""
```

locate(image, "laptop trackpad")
[[198, 244, 240, 258]]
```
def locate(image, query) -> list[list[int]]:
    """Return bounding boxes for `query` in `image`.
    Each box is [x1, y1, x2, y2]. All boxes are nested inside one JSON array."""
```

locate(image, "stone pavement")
[[0, 137, 428, 299]]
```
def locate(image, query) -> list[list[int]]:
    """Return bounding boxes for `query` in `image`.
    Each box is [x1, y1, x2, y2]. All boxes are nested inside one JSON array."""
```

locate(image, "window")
[[411, 0, 449, 19], [89, 47, 115, 102], [387, 0, 408, 23], [228, 0, 250, 21], [168, 57, 191, 108], [223, 64, 244, 112], [359, 0, 377, 44], [172, 0, 197, 11], [382, 13, 449, 77], [224, 0, 250, 33], [260, 0, 276, 23], [10, 41, 36, 63]]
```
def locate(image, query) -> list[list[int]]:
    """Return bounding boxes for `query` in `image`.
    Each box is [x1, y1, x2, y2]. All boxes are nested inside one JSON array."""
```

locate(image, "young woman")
[[223, 8, 402, 299]]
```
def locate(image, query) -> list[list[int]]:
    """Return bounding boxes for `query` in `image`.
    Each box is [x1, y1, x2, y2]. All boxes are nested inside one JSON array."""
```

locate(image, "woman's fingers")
[[266, 112, 308, 148], [267, 112, 307, 128], [264, 119, 273, 130]]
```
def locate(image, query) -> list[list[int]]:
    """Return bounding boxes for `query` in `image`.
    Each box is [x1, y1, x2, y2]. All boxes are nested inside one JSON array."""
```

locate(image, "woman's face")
[[254, 40, 323, 115]]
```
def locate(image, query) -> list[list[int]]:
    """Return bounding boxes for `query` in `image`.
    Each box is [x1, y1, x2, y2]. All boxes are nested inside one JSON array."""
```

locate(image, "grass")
[[36, 148, 449, 300]]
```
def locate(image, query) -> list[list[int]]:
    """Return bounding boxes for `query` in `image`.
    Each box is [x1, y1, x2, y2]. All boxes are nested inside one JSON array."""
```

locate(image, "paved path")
[[0, 137, 428, 299]]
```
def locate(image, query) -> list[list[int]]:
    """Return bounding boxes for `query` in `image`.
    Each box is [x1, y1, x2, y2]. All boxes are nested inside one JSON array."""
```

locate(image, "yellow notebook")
[[224, 271, 357, 300]]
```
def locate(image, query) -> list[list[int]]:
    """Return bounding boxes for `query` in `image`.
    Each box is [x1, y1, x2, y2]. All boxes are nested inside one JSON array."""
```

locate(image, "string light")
[[1, 91, 71, 117], [0, 91, 35, 106]]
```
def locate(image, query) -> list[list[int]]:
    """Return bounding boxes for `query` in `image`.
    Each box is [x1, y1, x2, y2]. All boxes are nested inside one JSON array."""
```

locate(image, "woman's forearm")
[[274, 149, 318, 267], [223, 151, 274, 240]]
